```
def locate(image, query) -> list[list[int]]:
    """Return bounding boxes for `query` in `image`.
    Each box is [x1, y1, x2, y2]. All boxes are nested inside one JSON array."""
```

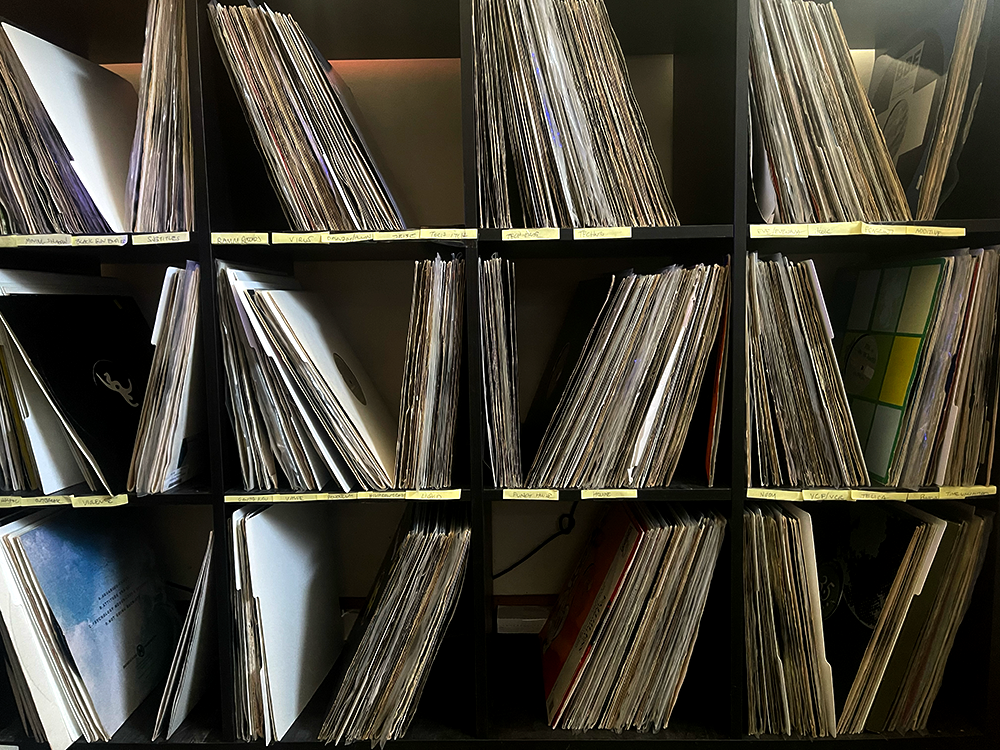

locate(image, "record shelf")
[[0, 0, 998, 748]]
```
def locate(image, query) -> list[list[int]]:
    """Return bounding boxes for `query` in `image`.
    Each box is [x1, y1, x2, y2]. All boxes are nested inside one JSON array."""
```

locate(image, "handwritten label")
[[939, 486, 972, 498], [0, 495, 72, 507], [132, 231, 190, 245], [861, 223, 909, 236], [907, 491, 941, 500], [502, 228, 560, 241], [327, 232, 375, 243], [225, 493, 323, 503], [801, 489, 852, 501], [72, 494, 128, 508], [809, 221, 862, 236], [580, 489, 638, 499], [907, 225, 965, 237], [747, 488, 803, 501], [325, 492, 358, 500], [271, 232, 327, 244], [373, 230, 421, 241], [357, 491, 409, 500], [72, 235, 128, 246], [212, 232, 269, 245], [419, 228, 477, 240], [749, 224, 809, 239], [573, 227, 632, 240], [850, 489, 908, 501], [0, 236, 16, 247], [405, 489, 463, 500], [17, 234, 72, 246], [503, 489, 560, 500]]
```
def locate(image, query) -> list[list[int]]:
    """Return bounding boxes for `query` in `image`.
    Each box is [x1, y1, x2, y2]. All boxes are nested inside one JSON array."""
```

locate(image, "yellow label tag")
[[271, 232, 327, 244], [326, 232, 375, 243], [861, 223, 909, 236], [356, 491, 409, 500], [809, 221, 862, 236], [749, 224, 809, 239], [0, 236, 16, 247], [801, 489, 852, 501], [0, 495, 72, 507], [906, 225, 965, 237], [71, 494, 128, 508], [132, 231, 190, 245], [325, 492, 359, 500], [939, 486, 971, 498], [907, 491, 941, 500], [850, 489, 908, 501], [418, 228, 477, 240], [747, 488, 803, 500], [71, 235, 128, 246], [502, 228, 560, 241], [404, 489, 463, 500], [17, 234, 72, 246], [580, 489, 638, 499], [573, 227, 632, 240], [212, 232, 269, 245], [502, 488, 560, 500], [373, 230, 421, 241]]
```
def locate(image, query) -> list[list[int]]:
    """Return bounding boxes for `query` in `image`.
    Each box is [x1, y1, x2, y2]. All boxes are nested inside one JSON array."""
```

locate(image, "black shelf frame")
[[0, 0, 996, 747]]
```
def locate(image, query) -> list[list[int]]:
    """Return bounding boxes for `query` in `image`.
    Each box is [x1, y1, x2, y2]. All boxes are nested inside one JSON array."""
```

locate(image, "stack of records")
[[216, 261, 397, 492], [541, 503, 726, 731], [479, 256, 522, 488], [230, 503, 342, 743], [396, 257, 465, 490], [745, 501, 993, 736], [320, 503, 470, 745], [130, 262, 204, 495], [842, 249, 1000, 487], [748, 253, 868, 488], [749, 0, 910, 224], [0, 509, 179, 749], [127, 0, 194, 232], [867, 0, 991, 220], [526, 263, 729, 488], [208, 2, 405, 232], [0, 22, 136, 234], [472, 0, 677, 228]]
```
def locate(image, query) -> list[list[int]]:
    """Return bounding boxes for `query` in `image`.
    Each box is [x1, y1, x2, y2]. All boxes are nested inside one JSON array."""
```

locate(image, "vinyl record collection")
[[542, 503, 726, 731], [472, 0, 677, 228], [526, 263, 729, 489], [319, 504, 470, 745], [747, 253, 868, 488], [207, 2, 405, 232], [749, 0, 910, 224], [745, 501, 993, 736]]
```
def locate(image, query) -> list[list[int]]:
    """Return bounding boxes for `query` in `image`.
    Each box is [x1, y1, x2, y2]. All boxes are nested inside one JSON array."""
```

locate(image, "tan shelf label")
[[850, 489, 908, 501], [747, 488, 803, 500], [327, 231, 375, 243], [225, 492, 325, 503], [373, 230, 421, 241], [502, 228, 560, 241], [749, 224, 809, 239], [861, 223, 909, 235], [17, 234, 72, 246], [809, 221, 862, 236], [907, 225, 965, 237], [580, 488, 638, 499], [907, 491, 941, 500], [212, 232, 269, 244], [357, 491, 408, 500], [405, 489, 463, 500], [71, 494, 128, 508], [0, 495, 72, 507], [72, 235, 129, 246], [271, 232, 328, 244], [132, 231, 190, 245], [419, 228, 477, 240], [0, 236, 16, 247], [801, 489, 852, 501], [503, 489, 560, 500], [573, 227, 632, 240], [325, 492, 359, 500]]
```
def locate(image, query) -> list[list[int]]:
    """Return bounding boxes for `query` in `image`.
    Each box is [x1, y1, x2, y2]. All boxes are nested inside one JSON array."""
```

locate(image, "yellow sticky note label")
[[0, 236, 16, 247], [907, 491, 941, 500], [749, 224, 809, 239], [573, 227, 632, 240], [746, 488, 803, 501], [809, 221, 862, 236], [325, 492, 358, 500], [861, 223, 909, 236], [71, 235, 128, 246], [271, 232, 327, 244], [212, 232, 269, 245], [906, 225, 965, 237], [580, 489, 638, 499], [326, 232, 375, 243], [502, 489, 560, 500], [17, 234, 72, 246], [357, 491, 409, 500], [939, 486, 971, 498], [851, 489, 908, 501], [502, 228, 560, 241], [0, 495, 70, 507], [373, 230, 421, 241], [419, 228, 477, 240], [801, 489, 852, 501], [72, 494, 128, 508], [404, 489, 463, 500], [132, 231, 190, 245]]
